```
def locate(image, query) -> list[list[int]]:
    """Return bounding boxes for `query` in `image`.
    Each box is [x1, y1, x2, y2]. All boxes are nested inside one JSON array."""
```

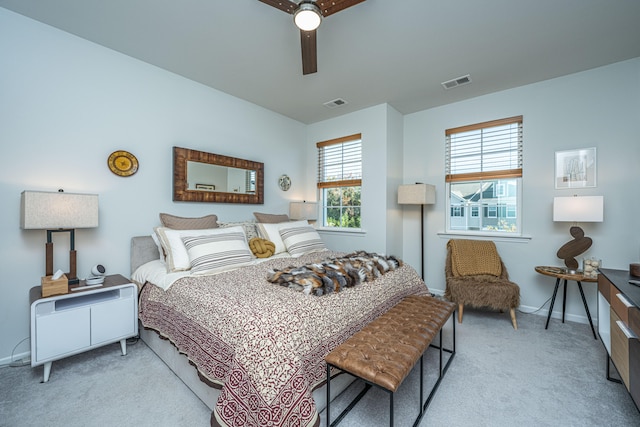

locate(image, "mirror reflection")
[[173, 146, 264, 204], [187, 161, 256, 194]]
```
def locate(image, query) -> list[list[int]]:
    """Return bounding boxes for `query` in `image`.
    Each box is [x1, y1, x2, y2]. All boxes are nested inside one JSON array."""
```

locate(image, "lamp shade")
[[398, 184, 436, 205], [289, 201, 318, 221], [21, 191, 99, 229], [553, 195, 603, 223]]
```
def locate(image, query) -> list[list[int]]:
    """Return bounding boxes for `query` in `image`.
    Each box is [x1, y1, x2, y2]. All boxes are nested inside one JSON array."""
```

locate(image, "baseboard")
[[428, 289, 594, 326], [0, 350, 31, 367], [519, 304, 593, 325]]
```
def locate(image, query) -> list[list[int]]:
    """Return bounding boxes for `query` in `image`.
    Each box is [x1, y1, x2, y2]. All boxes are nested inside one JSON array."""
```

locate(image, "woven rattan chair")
[[444, 239, 520, 329]]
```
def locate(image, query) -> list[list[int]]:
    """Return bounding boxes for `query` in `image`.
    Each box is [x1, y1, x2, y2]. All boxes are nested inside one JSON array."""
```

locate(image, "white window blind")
[[317, 133, 362, 189], [245, 170, 256, 193], [445, 116, 523, 182]]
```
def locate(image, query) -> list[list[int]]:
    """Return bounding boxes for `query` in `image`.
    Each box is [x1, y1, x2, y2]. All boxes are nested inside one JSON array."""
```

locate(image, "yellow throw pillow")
[[249, 238, 276, 258]]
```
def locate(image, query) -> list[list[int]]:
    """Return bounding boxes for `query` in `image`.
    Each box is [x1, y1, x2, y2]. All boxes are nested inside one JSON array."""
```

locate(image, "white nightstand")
[[29, 274, 138, 382]]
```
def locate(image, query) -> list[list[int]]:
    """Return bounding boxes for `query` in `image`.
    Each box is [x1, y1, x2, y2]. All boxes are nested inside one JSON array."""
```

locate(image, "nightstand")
[[29, 274, 138, 382]]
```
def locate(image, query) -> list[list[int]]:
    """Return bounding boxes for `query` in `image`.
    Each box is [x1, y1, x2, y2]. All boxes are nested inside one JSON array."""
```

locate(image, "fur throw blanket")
[[448, 239, 502, 277], [267, 251, 403, 296]]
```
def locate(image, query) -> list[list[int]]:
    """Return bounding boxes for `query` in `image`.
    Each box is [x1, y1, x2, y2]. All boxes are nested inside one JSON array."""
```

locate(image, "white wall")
[[0, 10, 306, 362], [305, 104, 404, 256], [403, 58, 640, 323], [385, 106, 405, 258]]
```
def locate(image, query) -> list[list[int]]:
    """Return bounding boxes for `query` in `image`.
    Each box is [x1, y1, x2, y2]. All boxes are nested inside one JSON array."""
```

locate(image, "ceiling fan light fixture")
[[294, 2, 322, 31]]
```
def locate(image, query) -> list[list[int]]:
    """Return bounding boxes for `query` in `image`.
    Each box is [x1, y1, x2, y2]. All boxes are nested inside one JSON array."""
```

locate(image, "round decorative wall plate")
[[278, 174, 291, 191], [108, 150, 138, 177]]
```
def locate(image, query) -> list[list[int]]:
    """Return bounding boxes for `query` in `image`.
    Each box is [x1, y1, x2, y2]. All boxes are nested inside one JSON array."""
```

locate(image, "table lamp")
[[289, 201, 318, 222], [21, 190, 99, 285], [553, 195, 603, 273], [398, 183, 436, 279]]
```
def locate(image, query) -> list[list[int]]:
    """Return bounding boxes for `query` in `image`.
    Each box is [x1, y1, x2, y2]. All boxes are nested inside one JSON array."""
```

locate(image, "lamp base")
[[45, 231, 78, 285], [556, 225, 592, 272]]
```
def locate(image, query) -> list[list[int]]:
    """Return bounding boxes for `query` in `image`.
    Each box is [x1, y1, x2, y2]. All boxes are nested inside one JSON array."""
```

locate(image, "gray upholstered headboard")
[[131, 236, 159, 275]]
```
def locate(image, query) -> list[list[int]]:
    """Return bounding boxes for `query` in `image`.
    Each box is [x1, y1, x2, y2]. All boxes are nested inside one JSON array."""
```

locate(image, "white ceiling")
[[2, 0, 640, 124]]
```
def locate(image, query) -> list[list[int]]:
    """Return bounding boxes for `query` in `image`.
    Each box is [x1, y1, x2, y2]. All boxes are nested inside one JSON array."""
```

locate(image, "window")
[[445, 116, 523, 234], [245, 170, 256, 193], [317, 133, 362, 228], [451, 206, 464, 217]]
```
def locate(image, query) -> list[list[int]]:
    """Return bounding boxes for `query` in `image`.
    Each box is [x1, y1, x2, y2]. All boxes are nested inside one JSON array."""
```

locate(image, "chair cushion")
[[445, 275, 520, 310], [448, 239, 502, 277]]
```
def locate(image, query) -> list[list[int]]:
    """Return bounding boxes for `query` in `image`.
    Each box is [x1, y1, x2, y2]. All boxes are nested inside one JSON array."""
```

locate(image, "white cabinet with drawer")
[[30, 275, 138, 382]]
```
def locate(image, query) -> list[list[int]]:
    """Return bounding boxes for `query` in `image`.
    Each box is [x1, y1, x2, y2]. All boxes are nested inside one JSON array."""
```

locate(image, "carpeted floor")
[[1, 309, 638, 427]]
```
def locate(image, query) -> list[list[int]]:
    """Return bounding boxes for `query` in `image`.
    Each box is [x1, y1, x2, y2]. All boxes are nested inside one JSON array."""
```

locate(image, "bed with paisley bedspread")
[[132, 235, 428, 427]]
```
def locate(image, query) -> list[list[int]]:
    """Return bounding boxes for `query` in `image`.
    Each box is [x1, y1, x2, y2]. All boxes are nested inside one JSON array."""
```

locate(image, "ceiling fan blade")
[[258, 0, 297, 14], [300, 29, 318, 75], [317, 0, 366, 17]]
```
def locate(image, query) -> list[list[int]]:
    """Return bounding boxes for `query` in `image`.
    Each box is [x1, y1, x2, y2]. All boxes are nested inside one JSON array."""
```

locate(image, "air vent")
[[441, 74, 472, 90], [323, 98, 348, 109]]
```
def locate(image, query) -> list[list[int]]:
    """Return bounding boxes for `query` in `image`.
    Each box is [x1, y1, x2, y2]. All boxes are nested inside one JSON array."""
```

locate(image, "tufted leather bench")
[[325, 295, 456, 427]]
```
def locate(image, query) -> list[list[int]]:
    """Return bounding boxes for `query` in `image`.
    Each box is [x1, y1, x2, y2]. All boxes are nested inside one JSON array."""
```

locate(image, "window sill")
[[437, 231, 531, 243], [317, 227, 366, 236]]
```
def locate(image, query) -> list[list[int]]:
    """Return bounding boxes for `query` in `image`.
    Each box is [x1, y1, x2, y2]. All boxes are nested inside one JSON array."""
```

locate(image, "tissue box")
[[41, 274, 68, 297]]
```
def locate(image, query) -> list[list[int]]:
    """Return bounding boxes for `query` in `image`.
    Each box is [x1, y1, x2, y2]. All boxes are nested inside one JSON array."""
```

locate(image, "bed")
[[131, 220, 429, 427]]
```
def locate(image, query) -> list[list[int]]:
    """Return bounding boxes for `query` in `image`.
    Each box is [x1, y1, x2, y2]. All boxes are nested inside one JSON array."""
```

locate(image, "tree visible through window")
[[317, 134, 362, 228], [445, 116, 523, 234]]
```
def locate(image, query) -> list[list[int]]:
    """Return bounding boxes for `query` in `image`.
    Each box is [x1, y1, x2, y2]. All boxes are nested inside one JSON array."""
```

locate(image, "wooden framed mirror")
[[173, 146, 264, 204]]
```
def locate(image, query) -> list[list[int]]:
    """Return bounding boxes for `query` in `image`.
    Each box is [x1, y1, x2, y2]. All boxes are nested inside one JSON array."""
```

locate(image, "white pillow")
[[279, 225, 327, 257], [182, 229, 254, 275], [150, 232, 165, 262], [256, 220, 309, 255], [155, 226, 247, 272]]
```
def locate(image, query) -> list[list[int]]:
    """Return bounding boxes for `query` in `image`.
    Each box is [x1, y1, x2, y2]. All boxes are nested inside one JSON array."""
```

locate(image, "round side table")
[[534, 266, 597, 339]]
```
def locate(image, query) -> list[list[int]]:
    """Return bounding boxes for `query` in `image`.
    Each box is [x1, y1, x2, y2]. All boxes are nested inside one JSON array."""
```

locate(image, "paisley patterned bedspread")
[[138, 251, 428, 427]]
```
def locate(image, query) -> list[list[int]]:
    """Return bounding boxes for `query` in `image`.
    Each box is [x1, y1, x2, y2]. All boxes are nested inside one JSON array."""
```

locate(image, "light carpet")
[[1, 309, 638, 427]]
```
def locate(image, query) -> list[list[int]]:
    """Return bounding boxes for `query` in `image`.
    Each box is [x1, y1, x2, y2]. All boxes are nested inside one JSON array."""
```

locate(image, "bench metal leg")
[[422, 310, 457, 415], [326, 364, 331, 427], [327, 309, 457, 427], [419, 354, 424, 418], [326, 364, 372, 427]]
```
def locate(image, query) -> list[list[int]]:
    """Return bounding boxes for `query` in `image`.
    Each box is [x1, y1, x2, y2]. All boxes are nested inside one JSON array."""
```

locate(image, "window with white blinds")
[[446, 116, 523, 182], [317, 134, 362, 188], [316, 133, 362, 229], [445, 116, 523, 235], [245, 170, 256, 193]]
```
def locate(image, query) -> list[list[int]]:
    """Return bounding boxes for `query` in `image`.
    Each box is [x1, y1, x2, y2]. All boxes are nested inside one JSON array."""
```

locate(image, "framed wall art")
[[554, 147, 597, 189]]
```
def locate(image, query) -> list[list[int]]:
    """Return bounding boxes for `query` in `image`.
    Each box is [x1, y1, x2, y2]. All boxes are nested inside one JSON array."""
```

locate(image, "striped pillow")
[[155, 226, 230, 272], [181, 227, 254, 275], [279, 225, 327, 257]]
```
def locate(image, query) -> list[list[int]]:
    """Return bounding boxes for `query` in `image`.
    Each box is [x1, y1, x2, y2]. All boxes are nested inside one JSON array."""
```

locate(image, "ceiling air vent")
[[441, 74, 472, 90], [323, 98, 348, 109]]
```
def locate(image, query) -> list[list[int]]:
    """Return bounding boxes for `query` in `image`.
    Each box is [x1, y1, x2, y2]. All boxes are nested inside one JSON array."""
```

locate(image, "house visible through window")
[[317, 133, 362, 228], [445, 116, 523, 234]]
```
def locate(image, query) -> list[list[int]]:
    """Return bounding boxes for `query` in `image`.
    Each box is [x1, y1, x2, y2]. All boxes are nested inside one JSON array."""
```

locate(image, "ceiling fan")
[[258, 0, 367, 75]]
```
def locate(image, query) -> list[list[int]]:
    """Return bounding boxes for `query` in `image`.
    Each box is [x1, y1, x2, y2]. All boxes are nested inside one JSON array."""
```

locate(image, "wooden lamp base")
[[556, 225, 592, 273], [45, 230, 79, 285]]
